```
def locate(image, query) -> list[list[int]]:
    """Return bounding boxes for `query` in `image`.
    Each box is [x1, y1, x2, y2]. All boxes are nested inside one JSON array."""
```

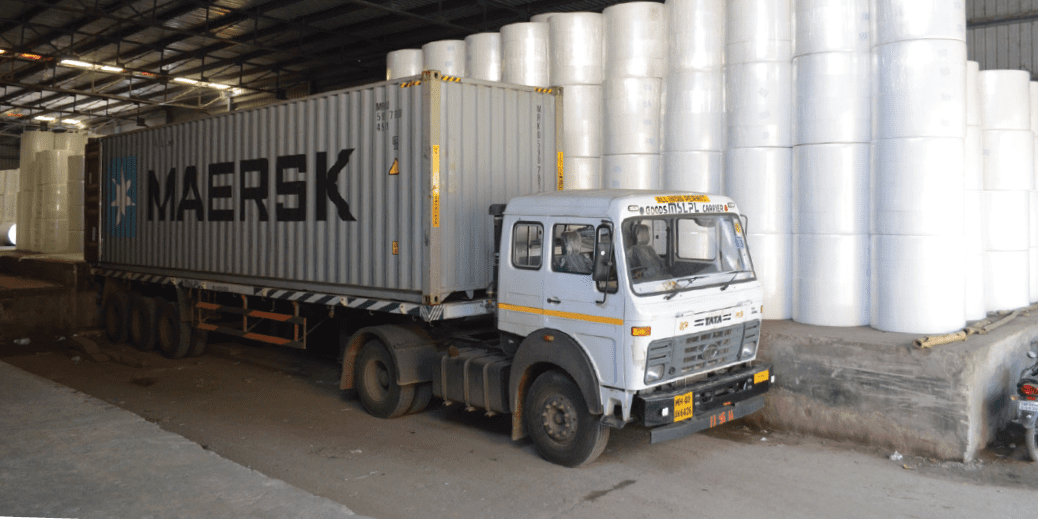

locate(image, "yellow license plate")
[[673, 391, 695, 422], [754, 369, 770, 384]]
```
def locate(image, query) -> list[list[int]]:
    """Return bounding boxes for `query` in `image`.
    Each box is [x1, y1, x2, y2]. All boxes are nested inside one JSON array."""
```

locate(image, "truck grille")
[[645, 320, 760, 384]]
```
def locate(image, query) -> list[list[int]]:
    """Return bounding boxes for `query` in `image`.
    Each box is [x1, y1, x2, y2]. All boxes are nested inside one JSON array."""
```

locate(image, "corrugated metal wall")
[[98, 75, 557, 304], [968, 0, 1038, 76]]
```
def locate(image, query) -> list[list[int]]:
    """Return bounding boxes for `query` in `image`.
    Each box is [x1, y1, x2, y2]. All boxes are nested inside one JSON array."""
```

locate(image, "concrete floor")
[[0, 360, 370, 519]]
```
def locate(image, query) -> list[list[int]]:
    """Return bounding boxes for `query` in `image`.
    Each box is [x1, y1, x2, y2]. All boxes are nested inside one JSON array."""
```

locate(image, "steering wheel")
[[630, 266, 648, 280]]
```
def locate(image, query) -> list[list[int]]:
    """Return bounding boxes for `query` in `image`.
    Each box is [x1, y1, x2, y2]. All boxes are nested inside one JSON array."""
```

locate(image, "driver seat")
[[626, 224, 665, 279]]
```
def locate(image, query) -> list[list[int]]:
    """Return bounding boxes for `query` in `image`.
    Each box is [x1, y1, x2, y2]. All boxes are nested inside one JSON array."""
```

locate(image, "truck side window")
[[551, 224, 595, 274], [512, 222, 543, 269]]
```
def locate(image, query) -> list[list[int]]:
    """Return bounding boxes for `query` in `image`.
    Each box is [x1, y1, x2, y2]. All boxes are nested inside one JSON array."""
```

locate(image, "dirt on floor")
[[4, 330, 1038, 519]]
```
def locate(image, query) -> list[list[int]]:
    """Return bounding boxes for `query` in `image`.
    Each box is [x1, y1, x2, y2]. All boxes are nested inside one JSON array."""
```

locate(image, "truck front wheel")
[[355, 339, 415, 419], [525, 370, 609, 467]]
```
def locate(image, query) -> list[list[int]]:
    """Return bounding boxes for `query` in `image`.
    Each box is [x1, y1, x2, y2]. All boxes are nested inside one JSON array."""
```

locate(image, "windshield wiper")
[[719, 270, 750, 291], [663, 275, 707, 300]]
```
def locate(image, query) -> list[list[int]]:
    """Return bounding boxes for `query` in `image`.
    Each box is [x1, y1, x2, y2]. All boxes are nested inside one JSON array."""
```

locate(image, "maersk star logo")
[[108, 156, 138, 238]]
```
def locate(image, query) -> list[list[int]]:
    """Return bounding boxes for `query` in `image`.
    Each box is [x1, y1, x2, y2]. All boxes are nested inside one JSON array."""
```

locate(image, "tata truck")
[[88, 71, 772, 466]]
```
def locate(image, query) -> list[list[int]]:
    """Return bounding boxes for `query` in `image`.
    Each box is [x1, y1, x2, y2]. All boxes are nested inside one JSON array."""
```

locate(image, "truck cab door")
[[497, 219, 548, 338], [543, 220, 626, 387]]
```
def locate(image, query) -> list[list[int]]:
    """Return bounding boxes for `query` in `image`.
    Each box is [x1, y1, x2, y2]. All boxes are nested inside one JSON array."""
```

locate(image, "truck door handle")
[[546, 297, 561, 305]]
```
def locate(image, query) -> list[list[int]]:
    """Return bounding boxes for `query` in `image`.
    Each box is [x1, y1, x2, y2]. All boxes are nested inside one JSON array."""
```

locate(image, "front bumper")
[[633, 363, 772, 444]]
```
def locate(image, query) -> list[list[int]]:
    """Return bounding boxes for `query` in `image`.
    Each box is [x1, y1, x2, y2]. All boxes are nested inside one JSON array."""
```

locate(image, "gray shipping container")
[[96, 72, 561, 305]]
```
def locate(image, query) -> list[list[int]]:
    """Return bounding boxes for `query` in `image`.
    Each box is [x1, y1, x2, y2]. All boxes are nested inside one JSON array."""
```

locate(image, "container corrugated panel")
[[97, 72, 560, 304]]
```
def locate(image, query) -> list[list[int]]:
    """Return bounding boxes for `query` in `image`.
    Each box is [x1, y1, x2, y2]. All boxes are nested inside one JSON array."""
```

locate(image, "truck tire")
[[188, 330, 208, 357], [129, 296, 160, 351], [525, 370, 609, 467], [407, 383, 433, 415], [103, 293, 130, 344], [156, 301, 190, 359], [355, 339, 414, 419]]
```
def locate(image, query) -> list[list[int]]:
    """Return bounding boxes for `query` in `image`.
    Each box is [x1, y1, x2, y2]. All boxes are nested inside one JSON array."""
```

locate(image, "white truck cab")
[[495, 190, 772, 465]]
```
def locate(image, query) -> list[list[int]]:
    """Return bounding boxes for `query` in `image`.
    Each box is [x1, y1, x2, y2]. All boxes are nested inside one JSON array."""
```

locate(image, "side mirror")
[[592, 225, 618, 297], [592, 226, 612, 282], [740, 214, 749, 234]]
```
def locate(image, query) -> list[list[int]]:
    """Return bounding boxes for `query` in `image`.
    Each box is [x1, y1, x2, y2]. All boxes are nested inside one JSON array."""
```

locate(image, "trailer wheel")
[[188, 330, 208, 357], [407, 383, 433, 415], [156, 302, 190, 359], [355, 339, 414, 418], [129, 296, 160, 351], [103, 293, 131, 344], [524, 370, 609, 467]]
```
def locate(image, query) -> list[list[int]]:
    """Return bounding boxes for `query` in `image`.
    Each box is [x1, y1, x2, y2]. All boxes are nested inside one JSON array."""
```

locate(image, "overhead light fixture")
[[18, 53, 44, 60], [34, 116, 55, 121], [100, 65, 123, 73], [62, 119, 83, 126], [207, 82, 230, 90], [60, 59, 93, 68], [173, 77, 199, 85]]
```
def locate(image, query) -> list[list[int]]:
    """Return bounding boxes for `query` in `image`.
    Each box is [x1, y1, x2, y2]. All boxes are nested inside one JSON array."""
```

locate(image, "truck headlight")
[[740, 340, 758, 359], [645, 364, 665, 383]]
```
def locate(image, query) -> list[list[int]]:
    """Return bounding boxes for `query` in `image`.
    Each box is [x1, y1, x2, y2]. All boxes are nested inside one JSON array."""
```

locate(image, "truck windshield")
[[621, 214, 755, 296]]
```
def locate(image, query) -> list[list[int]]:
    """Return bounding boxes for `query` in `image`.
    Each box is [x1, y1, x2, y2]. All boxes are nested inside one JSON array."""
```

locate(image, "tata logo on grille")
[[693, 313, 732, 327]]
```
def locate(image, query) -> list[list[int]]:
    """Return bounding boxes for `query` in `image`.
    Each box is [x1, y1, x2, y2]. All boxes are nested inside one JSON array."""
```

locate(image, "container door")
[[497, 219, 547, 336], [542, 219, 626, 388]]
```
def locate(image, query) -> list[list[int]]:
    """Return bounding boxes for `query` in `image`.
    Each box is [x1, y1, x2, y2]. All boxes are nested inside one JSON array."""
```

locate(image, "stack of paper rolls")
[[724, 0, 793, 319], [791, 0, 871, 327], [549, 12, 604, 189], [963, 61, 986, 320], [602, 2, 667, 190], [870, 0, 967, 333], [662, 0, 724, 193]]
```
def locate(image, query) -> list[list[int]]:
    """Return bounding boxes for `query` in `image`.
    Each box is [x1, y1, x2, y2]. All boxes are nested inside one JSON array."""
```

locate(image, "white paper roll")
[[872, 40, 967, 139], [965, 251, 986, 321], [725, 61, 792, 148], [603, 77, 662, 155], [0, 192, 14, 223], [0, 171, 6, 194], [0, 222, 14, 246], [793, 0, 870, 56], [726, 0, 792, 64], [871, 137, 965, 236], [68, 180, 84, 231], [984, 250, 1030, 312], [5, 169, 18, 192], [871, 0, 967, 46], [662, 151, 722, 193], [982, 190, 1030, 252], [422, 40, 466, 77], [1032, 82, 1038, 135], [662, 69, 724, 152], [979, 70, 1031, 131], [964, 189, 984, 256], [603, 154, 661, 190], [549, 13, 604, 85], [603, 2, 668, 78], [964, 125, 982, 190], [68, 230, 84, 253], [871, 234, 965, 333], [746, 233, 793, 320], [501, 22, 550, 88], [792, 143, 869, 235], [36, 150, 70, 186], [1032, 191, 1038, 245], [531, 12, 561, 23], [793, 52, 870, 145], [67, 155, 84, 184], [966, 61, 980, 127], [561, 84, 603, 157], [465, 33, 501, 82], [793, 234, 869, 326], [724, 147, 792, 234], [562, 156, 602, 190], [982, 130, 1035, 191], [37, 218, 70, 253], [1031, 248, 1038, 304], [668, 0, 724, 71], [38, 185, 70, 220]]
